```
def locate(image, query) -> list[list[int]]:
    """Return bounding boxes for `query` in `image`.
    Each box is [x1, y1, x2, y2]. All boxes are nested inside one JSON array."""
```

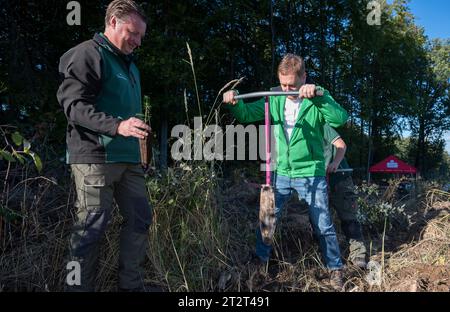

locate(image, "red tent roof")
[[369, 155, 417, 174]]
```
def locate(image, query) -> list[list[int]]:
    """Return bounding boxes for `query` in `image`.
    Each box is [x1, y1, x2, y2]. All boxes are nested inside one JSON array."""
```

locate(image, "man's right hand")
[[327, 161, 339, 174], [223, 90, 238, 105], [116, 117, 151, 139]]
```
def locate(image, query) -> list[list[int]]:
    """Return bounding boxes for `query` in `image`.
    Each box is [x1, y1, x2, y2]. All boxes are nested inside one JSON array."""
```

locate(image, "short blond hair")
[[277, 54, 305, 78], [105, 0, 147, 26]]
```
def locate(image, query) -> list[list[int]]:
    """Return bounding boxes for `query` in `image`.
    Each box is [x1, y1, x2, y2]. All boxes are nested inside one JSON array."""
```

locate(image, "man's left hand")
[[299, 84, 316, 99]]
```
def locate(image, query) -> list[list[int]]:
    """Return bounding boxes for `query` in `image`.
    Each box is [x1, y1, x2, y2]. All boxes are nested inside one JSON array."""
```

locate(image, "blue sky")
[[408, 0, 450, 40], [403, 0, 450, 153]]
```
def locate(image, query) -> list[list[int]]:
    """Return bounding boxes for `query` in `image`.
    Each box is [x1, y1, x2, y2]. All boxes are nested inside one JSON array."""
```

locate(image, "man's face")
[[108, 13, 146, 55], [278, 72, 306, 100]]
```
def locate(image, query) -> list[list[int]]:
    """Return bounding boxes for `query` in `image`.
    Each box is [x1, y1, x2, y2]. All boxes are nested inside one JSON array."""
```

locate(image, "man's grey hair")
[[105, 0, 147, 26]]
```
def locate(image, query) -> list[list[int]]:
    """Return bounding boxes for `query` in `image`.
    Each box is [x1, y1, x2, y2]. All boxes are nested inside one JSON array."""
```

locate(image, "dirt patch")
[[384, 210, 449, 292], [387, 264, 449, 292]]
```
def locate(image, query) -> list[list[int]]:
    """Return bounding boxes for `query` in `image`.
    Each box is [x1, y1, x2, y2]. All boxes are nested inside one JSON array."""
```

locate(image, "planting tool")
[[258, 96, 276, 245], [233, 89, 324, 100]]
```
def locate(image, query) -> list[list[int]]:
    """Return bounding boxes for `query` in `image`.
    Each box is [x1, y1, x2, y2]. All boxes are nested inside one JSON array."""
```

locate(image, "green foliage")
[[403, 38, 450, 174], [146, 163, 229, 291], [11, 132, 23, 146], [406, 137, 447, 178], [0, 81, 6, 94], [0, 127, 43, 173], [29, 152, 43, 173], [0, 204, 22, 223], [143, 95, 151, 124], [135, 96, 151, 123], [355, 182, 409, 233], [0, 1, 448, 176]]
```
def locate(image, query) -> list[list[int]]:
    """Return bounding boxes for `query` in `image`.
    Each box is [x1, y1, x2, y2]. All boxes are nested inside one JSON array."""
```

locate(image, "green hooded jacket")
[[228, 87, 348, 178]]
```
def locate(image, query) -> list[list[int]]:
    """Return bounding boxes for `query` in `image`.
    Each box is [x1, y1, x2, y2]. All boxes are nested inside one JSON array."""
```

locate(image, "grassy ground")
[[0, 160, 448, 292]]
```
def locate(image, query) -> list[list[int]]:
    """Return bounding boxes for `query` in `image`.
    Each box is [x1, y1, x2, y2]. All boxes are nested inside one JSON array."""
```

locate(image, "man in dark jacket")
[[323, 124, 367, 269], [57, 0, 151, 292]]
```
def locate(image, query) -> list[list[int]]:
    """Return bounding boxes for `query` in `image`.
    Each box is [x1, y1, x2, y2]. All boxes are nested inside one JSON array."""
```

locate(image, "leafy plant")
[[355, 182, 408, 233], [0, 126, 42, 172], [136, 95, 152, 124]]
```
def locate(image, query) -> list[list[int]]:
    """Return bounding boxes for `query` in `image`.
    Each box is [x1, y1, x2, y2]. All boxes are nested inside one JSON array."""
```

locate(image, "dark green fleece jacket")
[[57, 33, 142, 164]]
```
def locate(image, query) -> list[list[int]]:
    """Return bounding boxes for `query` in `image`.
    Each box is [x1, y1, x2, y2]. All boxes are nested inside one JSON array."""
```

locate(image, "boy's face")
[[278, 72, 306, 100]]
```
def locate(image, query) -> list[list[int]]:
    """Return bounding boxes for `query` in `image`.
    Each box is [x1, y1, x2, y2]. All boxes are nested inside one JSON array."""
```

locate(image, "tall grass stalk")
[[184, 89, 190, 128], [185, 42, 202, 118], [169, 230, 189, 291], [380, 216, 387, 286]]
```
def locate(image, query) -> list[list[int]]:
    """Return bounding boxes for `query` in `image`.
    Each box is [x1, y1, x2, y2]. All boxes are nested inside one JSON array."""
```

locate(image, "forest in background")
[[0, 0, 449, 179]]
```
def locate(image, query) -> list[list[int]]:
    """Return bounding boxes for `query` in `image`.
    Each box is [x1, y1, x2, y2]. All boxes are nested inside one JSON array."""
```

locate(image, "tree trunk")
[[270, 0, 275, 85], [415, 116, 425, 172]]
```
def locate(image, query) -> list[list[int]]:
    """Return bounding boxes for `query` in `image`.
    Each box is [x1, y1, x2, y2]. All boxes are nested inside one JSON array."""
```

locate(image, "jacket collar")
[[93, 33, 135, 64], [270, 85, 313, 125], [270, 86, 314, 146]]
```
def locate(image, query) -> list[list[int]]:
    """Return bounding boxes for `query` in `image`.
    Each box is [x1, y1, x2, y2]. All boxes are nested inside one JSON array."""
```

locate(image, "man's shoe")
[[329, 269, 344, 291]]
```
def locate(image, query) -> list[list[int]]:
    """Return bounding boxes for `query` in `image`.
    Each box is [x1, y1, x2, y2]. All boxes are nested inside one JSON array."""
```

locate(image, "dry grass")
[[0, 165, 74, 291], [1, 162, 449, 292], [382, 188, 449, 292]]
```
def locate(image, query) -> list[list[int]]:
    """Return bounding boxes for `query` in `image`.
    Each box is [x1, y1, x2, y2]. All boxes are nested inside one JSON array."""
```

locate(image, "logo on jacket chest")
[[116, 73, 128, 81]]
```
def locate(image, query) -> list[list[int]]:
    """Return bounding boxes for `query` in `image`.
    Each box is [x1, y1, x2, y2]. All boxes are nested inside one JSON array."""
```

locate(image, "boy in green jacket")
[[223, 54, 348, 288]]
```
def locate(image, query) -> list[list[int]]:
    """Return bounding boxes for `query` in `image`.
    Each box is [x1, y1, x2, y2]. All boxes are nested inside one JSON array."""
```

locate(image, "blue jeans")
[[256, 174, 343, 270]]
